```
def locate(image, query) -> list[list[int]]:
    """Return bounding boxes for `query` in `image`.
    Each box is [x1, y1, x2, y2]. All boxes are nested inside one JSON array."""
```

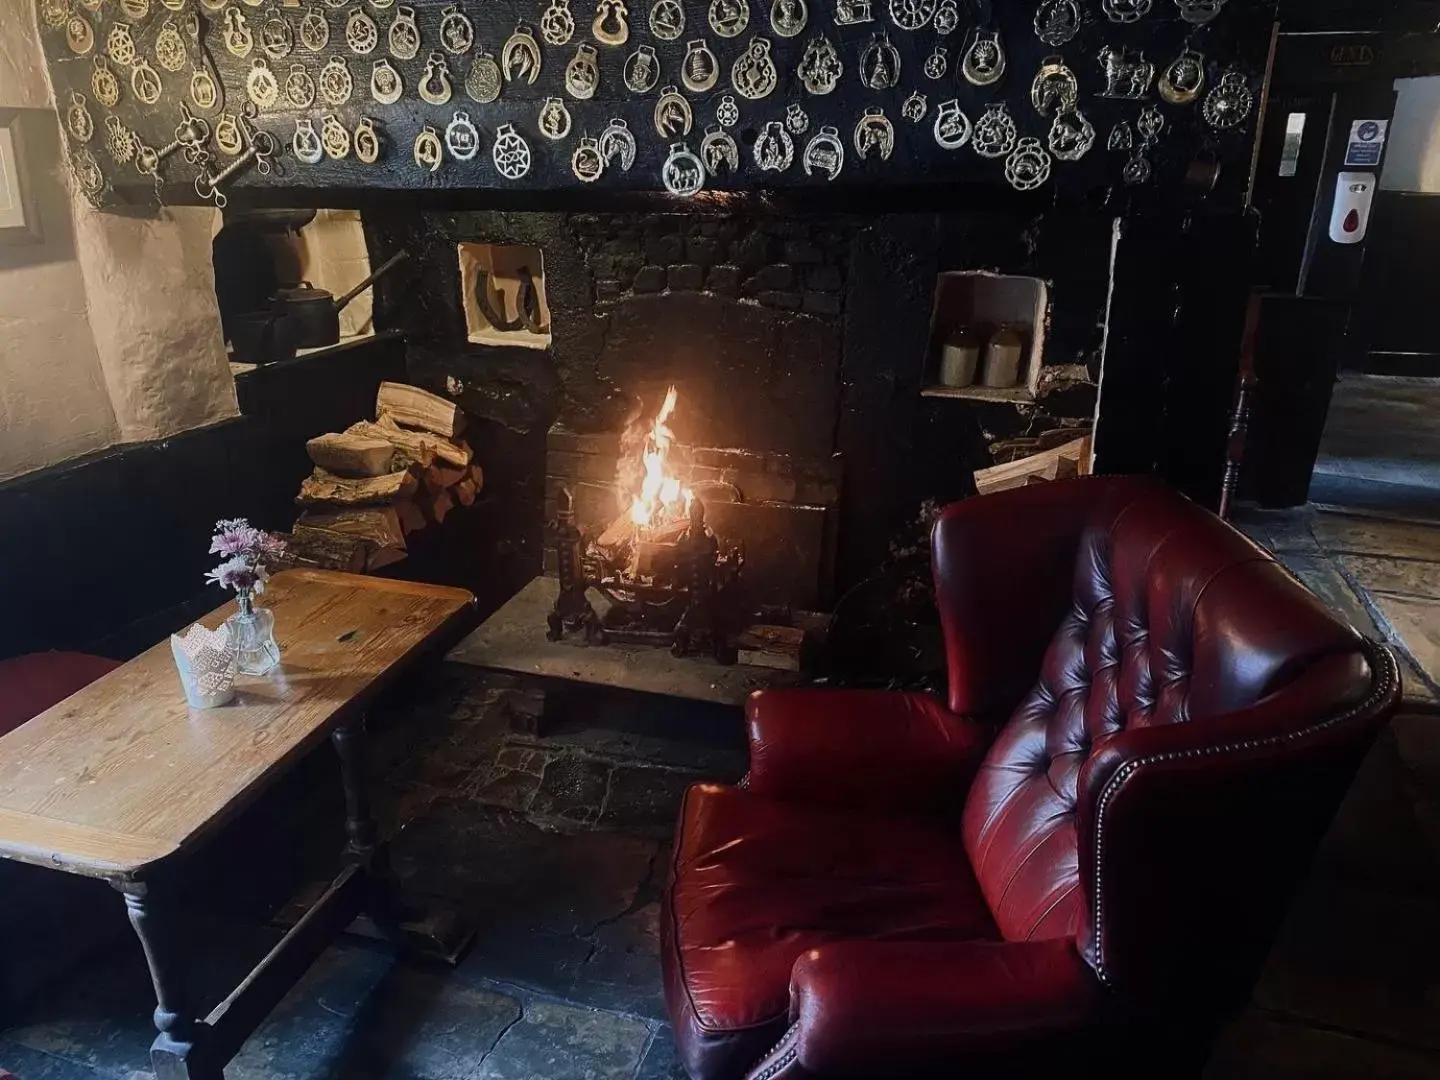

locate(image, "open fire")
[[627, 386, 693, 533], [546, 388, 747, 661]]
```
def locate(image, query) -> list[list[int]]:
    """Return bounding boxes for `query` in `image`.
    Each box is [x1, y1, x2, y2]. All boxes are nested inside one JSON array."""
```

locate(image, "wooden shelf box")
[[924, 271, 1050, 400]]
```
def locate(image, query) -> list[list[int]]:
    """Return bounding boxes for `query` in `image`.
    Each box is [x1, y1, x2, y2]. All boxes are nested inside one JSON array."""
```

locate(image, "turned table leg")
[[331, 716, 403, 938], [329, 713, 475, 964], [119, 881, 220, 1080]]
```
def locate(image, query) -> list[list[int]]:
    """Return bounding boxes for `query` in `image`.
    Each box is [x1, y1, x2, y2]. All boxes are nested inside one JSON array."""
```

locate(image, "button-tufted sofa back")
[[937, 478, 1392, 1007]]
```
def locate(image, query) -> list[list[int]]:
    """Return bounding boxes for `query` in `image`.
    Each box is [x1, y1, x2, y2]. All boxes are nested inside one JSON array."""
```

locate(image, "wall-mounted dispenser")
[[1329, 171, 1377, 245]]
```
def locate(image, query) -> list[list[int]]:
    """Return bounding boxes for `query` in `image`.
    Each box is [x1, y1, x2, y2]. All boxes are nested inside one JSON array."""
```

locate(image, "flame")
[[627, 386, 692, 531]]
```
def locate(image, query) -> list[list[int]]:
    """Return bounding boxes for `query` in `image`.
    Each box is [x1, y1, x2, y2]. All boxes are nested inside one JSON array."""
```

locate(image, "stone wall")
[[74, 204, 237, 445], [569, 213, 853, 464], [571, 213, 848, 319]]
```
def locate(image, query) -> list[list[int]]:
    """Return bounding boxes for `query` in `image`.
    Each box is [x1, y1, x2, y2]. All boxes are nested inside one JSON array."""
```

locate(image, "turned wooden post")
[[1219, 290, 1264, 521], [331, 717, 402, 937], [119, 881, 218, 1080]]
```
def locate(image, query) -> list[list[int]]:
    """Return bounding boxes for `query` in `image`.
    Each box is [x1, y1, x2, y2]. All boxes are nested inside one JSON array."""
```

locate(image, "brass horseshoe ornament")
[[593, 0, 630, 45]]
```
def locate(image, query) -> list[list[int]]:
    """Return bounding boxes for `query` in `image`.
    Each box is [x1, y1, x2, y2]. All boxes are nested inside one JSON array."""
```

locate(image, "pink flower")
[[206, 518, 287, 593], [205, 556, 259, 592]]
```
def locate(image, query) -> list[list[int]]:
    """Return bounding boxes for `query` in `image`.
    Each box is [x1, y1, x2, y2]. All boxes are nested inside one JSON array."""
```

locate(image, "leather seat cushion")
[[0, 652, 120, 738], [664, 783, 999, 1078]]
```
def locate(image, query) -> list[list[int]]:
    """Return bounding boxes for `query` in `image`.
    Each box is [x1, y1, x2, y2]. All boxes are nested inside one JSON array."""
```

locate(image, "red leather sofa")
[[661, 476, 1401, 1079]]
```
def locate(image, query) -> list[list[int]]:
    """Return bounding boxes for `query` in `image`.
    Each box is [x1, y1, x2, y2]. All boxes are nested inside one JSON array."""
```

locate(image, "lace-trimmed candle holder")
[[170, 622, 238, 708]]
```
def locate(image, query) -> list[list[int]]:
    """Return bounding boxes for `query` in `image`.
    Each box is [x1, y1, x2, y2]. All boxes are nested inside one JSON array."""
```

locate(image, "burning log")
[[546, 387, 752, 663], [593, 515, 636, 564], [588, 385, 697, 579], [625, 385, 691, 533], [376, 381, 466, 439]]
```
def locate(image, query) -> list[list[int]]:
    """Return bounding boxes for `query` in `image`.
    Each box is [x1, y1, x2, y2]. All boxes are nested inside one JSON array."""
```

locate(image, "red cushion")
[[663, 783, 998, 1080], [0, 652, 121, 738]]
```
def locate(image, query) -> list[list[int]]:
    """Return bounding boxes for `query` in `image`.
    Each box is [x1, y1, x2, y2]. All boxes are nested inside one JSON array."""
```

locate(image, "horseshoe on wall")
[[473, 266, 545, 333]]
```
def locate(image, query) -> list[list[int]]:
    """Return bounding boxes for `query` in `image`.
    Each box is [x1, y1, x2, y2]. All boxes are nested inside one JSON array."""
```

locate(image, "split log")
[[425, 489, 454, 525], [394, 499, 428, 535], [468, 463, 484, 495], [376, 381, 466, 439], [292, 510, 406, 573], [973, 436, 1091, 497], [294, 507, 405, 551], [279, 530, 368, 574], [454, 478, 477, 507], [296, 468, 418, 507], [422, 462, 468, 493], [735, 625, 805, 672], [595, 514, 635, 555], [305, 433, 395, 478], [345, 420, 435, 469], [348, 417, 471, 469]]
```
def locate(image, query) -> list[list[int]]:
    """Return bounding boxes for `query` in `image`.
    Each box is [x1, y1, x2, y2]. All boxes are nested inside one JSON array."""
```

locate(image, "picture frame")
[[0, 109, 42, 246]]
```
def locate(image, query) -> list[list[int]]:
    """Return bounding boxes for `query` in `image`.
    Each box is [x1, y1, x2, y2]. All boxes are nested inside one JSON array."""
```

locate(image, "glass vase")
[[225, 589, 281, 676]]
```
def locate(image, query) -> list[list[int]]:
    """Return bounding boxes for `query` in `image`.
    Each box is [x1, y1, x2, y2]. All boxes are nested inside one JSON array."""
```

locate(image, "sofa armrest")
[[745, 689, 991, 815], [1074, 643, 1398, 999], [744, 938, 1102, 1078]]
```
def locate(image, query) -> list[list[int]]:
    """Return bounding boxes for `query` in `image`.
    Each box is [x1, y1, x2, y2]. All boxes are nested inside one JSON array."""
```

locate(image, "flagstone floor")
[[0, 672, 742, 1080], [1310, 374, 1440, 522], [1210, 506, 1440, 1079], [1235, 506, 1440, 706], [0, 506, 1437, 1080]]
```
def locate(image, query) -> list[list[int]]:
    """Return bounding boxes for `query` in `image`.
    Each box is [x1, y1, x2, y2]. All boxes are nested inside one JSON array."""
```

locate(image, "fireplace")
[[538, 213, 848, 612], [361, 204, 1130, 669]]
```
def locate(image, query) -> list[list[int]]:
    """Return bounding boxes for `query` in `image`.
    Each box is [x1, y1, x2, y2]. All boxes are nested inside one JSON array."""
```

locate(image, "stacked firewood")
[[285, 382, 482, 572]]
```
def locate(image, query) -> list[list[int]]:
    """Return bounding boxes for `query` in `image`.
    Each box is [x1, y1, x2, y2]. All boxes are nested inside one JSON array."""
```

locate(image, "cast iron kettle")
[[275, 251, 409, 349]]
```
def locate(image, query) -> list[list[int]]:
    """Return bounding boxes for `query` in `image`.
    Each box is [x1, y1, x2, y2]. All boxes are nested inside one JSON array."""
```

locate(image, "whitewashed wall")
[[0, 0, 238, 480]]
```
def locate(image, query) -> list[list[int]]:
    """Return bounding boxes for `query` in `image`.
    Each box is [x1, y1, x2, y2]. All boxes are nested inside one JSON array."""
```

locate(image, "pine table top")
[[0, 570, 474, 882]]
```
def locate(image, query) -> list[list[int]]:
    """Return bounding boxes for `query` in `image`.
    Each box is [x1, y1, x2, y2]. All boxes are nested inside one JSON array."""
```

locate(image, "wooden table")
[[0, 570, 475, 1080]]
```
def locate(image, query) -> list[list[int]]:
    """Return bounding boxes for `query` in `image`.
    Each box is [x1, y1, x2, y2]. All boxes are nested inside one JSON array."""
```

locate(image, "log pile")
[[284, 382, 483, 572]]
